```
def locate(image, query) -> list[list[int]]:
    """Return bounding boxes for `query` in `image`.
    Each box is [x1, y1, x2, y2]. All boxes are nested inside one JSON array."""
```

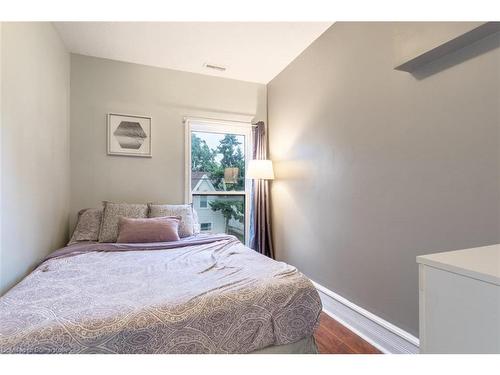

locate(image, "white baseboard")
[[312, 281, 419, 354]]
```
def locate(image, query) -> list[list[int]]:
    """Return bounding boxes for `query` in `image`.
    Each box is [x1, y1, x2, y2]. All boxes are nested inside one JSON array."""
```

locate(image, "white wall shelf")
[[395, 22, 500, 72]]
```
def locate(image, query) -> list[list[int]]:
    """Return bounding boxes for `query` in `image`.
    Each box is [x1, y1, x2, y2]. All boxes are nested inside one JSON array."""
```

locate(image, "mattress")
[[0, 234, 322, 353]]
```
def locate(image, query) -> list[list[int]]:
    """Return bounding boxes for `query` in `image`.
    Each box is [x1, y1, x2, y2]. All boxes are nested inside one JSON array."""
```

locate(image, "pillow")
[[116, 216, 181, 243], [98, 201, 149, 242], [68, 208, 103, 245], [148, 204, 195, 237]]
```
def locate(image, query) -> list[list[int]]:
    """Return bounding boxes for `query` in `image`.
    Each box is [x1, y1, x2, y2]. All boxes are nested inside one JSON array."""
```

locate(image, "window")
[[199, 195, 208, 209], [200, 222, 212, 232], [185, 118, 252, 244]]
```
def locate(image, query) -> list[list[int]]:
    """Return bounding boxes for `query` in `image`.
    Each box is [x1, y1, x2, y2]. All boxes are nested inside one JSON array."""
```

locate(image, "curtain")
[[250, 121, 275, 259]]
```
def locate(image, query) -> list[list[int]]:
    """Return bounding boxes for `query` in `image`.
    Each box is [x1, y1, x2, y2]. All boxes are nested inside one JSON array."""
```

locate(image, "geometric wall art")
[[107, 113, 152, 157]]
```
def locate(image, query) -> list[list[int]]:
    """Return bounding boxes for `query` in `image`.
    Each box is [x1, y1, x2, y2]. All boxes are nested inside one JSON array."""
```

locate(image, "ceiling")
[[54, 22, 332, 84]]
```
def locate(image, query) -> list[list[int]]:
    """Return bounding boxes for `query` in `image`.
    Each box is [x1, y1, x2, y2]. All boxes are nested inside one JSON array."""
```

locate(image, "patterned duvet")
[[0, 235, 321, 353]]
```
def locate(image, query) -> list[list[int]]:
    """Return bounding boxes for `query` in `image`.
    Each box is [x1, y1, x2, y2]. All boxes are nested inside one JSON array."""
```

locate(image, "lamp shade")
[[224, 167, 239, 183], [247, 160, 274, 180]]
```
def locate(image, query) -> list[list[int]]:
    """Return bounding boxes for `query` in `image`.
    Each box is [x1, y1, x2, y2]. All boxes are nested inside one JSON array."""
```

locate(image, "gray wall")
[[70, 54, 266, 227], [267, 22, 500, 336], [1, 23, 71, 295]]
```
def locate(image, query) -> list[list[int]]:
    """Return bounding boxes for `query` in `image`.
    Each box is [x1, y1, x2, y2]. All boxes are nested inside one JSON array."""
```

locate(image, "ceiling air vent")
[[203, 63, 227, 72]]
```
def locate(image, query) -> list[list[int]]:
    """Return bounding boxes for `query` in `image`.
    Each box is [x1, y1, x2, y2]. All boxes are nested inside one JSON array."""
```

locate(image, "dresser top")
[[417, 244, 500, 286]]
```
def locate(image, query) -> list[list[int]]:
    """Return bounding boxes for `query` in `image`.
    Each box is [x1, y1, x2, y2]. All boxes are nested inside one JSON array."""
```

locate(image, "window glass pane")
[[192, 194, 245, 243], [199, 195, 208, 208], [191, 131, 245, 192], [200, 223, 212, 231]]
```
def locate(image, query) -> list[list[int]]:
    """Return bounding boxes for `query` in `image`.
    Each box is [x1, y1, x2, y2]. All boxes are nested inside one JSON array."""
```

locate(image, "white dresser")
[[417, 244, 500, 353]]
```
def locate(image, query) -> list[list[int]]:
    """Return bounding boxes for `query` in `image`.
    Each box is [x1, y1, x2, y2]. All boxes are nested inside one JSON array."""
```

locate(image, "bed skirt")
[[249, 336, 318, 354]]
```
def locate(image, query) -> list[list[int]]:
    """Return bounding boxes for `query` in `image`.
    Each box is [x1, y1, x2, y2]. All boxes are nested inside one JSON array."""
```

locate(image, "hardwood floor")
[[314, 312, 382, 354]]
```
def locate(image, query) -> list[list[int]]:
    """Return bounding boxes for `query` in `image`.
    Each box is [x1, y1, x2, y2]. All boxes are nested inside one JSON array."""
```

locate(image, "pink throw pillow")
[[116, 216, 181, 243]]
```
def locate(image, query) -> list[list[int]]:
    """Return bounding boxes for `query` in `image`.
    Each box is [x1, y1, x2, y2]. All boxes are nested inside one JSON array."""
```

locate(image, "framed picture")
[[107, 113, 152, 157]]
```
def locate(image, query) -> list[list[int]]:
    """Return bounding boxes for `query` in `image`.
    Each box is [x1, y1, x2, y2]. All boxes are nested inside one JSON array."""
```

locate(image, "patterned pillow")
[[68, 208, 103, 245], [148, 204, 196, 237], [98, 201, 149, 242]]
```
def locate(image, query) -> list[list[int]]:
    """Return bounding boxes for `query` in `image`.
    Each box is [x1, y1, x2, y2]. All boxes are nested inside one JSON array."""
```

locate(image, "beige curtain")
[[250, 121, 274, 259]]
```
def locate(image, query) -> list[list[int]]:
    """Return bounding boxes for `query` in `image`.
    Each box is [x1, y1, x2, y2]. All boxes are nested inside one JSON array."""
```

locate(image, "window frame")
[[184, 117, 252, 245]]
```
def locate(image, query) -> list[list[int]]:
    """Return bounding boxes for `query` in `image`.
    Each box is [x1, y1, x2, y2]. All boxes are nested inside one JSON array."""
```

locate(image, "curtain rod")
[[183, 116, 263, 127]]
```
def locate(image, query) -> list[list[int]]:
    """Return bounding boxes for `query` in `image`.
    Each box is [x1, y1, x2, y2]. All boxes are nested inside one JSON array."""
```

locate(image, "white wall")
[[70, 54, 266, 227], [268, 22, 500, 336], [1, 23, 71, 295]]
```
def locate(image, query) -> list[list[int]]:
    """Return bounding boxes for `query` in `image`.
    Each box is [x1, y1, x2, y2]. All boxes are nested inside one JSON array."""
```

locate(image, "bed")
[[0, 234, 322, 354]]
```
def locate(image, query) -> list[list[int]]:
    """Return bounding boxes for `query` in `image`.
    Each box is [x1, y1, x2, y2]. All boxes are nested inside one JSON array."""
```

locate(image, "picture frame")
[[107, 113, 152, 157]]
